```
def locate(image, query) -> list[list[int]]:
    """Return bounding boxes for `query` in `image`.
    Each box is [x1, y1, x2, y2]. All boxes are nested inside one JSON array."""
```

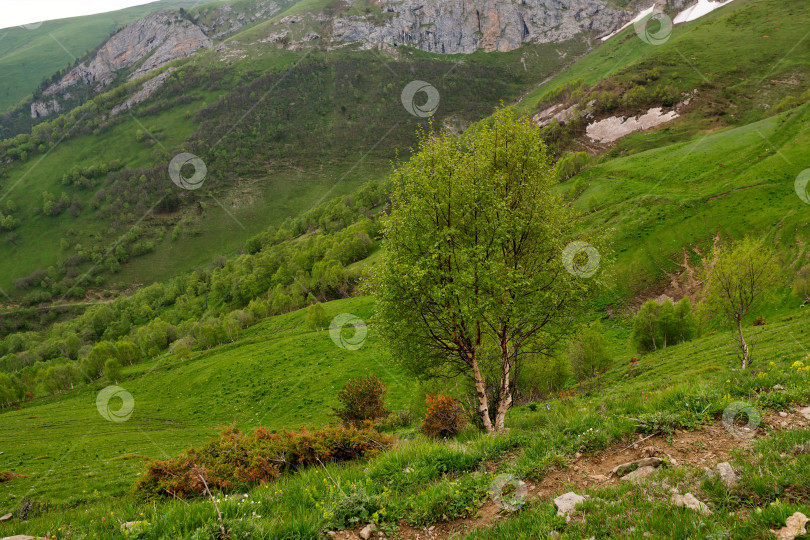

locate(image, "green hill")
[[1, 0, 810, 538], [0, 0, 212, 114]]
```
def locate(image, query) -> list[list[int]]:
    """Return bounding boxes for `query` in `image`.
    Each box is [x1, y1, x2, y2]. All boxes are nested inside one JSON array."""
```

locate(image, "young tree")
[[305, 302, 330, 331], [632, 300, 661, 352], [371, 109, 604, 433], [568, 321, 612, 381], [702, 238, 782, 369], [103, 358, 122, 384]]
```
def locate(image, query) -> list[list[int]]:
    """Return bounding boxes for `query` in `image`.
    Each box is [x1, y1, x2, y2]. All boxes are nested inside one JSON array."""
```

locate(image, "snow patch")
[[585, 107, 679, 144], [601, 5, 656, 41], [674, 0, 737, 24]]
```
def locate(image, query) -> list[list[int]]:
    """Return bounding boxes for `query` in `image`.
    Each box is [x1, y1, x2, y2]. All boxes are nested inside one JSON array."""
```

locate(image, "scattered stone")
[[574, 452, 582, 459], [770, 512, 809, 540], [779, 412, 789, 418], [622, 465, 657, 481], [715, 462, 738, 487], [0, 536, 46, 540], [612, 457, 663, 476], [403, 467, 414, 474], [773, 384, 785, 391], [0, 513, 11, 522], [590, 474, 608, 482], [554, 492, 589, 521], [799, 406, 810, 421], [121, 522, 137, 532], [359, 523, 377, 540], [671, 493, 712, 515]]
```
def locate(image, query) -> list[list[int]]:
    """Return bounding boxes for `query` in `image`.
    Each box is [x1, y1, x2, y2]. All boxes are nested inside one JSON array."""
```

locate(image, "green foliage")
[[373, 108, 605, 431], [568, 321, 612, 381], [632, 298, 698, 353], [701, 238, 782, 368], [305, 302, 330, 331], [332, 374, 389, 428], [103, 357, 122, 384], [554, 151, 591, 182]]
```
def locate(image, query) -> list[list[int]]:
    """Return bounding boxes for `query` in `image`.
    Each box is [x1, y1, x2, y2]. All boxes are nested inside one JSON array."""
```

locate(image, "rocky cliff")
[[31, 11, 211, 118], [332, 0, 629, 54]]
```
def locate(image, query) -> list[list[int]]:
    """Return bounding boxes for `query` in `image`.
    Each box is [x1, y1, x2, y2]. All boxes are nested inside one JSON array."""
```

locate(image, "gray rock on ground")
[[671, 492, 712, 514], [799, 406, 810, 421], [554, 491, 590, 522], [621, 465, 657, 482], [714, 462, 737, 487], [359, 523, 377, 540], [770, 512, 809, 540]]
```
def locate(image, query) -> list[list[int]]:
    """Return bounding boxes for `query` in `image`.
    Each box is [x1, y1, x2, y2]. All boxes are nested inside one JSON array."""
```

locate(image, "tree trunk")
[[493, 345, 513, 432], [737, 318, 749, 370], [471, 356, 495, 433]]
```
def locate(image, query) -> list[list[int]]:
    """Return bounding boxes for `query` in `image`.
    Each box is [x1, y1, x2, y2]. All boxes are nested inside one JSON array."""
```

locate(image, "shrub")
[[135, 425, 393, 499], [421, 395, 467, 438], [333, 374, 389, 427], [753, 315, 766, 327]]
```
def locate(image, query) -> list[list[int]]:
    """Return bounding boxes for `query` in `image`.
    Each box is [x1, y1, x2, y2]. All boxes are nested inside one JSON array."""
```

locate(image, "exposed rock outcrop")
[[332, 0, 629, 54], [30, 11, 211, 118]]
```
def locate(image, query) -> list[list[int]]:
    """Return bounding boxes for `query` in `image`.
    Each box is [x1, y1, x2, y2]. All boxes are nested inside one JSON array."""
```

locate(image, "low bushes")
[[421, 395, 467, 438], [333, 374, 389, 427], [135, 425, 393, 499]]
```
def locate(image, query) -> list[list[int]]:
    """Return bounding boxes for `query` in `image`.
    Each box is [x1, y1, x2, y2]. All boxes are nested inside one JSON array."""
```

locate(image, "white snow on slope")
[[674, 0, 737, 24], [602, 0, 738, 42], [600, 5, 655, 41]]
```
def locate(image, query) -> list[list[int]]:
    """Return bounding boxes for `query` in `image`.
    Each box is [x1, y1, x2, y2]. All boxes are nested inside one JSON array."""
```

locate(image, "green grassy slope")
[[0, 0, 211, 113], [571, 101, 810, 300], [0, 296, 413, 507], [0, 295, 807, 538]]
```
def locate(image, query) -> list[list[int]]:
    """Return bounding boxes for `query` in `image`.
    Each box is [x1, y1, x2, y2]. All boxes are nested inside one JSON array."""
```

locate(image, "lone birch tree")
[[702, 237, 781, 369], [371, 108, 604, 433]]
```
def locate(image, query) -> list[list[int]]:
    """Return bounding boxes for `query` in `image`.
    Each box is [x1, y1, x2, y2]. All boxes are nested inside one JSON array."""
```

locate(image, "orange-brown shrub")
[[0, 470, 26, 482], [332, 374, 389, 427], [135, 425, 393, 499], [421, 395, 467, 438]]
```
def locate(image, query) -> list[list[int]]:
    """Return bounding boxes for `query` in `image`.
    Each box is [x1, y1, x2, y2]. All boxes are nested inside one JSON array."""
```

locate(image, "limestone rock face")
[[44, 11, 211, 97], [333, 0, 629, 54]]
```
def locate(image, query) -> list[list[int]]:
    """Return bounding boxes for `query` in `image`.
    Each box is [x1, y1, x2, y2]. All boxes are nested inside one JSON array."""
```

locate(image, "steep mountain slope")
[[0, 0, 211, 114]]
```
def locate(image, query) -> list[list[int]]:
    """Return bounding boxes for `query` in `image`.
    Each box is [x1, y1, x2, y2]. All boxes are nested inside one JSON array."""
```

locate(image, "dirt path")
[[333, 408, 809, 540]]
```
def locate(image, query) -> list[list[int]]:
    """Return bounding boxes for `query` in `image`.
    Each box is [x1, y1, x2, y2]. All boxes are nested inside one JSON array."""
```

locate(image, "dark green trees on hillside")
[[568, 321, 612, 381], [632, 297, 698, 353]]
